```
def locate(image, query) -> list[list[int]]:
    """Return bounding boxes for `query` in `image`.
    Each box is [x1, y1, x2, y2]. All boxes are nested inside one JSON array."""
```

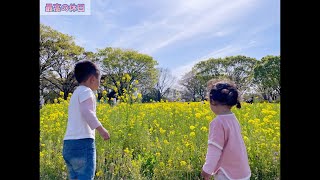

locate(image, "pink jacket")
[[203, 113, 251, 180]]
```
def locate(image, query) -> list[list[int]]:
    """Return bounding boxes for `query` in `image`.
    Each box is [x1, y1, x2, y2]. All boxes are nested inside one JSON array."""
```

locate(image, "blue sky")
[[40, 0, 280, 80]]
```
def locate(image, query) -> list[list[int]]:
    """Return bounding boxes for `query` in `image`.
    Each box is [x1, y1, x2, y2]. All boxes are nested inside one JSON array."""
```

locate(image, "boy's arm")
[[79, 98, 102, 130], [80, 98, 110, 140]]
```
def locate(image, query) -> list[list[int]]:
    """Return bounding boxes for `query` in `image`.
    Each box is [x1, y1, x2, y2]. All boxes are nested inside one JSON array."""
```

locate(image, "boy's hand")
[[96, 126, 110, 140]]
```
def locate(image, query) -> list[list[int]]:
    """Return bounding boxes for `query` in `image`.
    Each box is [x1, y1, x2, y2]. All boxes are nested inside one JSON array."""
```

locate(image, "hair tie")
[[221, 89, 229, 94]]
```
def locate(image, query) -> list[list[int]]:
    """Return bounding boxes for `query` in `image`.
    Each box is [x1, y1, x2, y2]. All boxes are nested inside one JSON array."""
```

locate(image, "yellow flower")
[[124, 148, 130, 154], [206, 116, 212, 121], [195, 113, 201, 119], [125, 74, 131, 81], [180, 161, 187, 166], [164, 140, 169, 144], [248, 120, 254, 124], [201, 126, 208, 132], [96, 170, 103, 177], [160, 128, 166, 134], [189, 126, 195, 130], [189, 132, 196, 137], [244, 136, 249, 141], [272, 144, 277, 149]]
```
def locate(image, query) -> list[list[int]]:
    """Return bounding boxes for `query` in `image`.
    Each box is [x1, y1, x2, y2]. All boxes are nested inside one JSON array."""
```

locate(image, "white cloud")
[[109, 0, 259, 55], [173, 63, 196, 80], [41, 0, 270, 55]]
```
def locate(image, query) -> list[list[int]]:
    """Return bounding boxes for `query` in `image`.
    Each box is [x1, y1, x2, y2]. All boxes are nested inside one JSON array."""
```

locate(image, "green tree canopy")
[[253, 55, 280, 101], [188, 55, 257, 100], [179, 70, 206, 101], [40, 24, 87, 101], [97, 47, 158, 99]]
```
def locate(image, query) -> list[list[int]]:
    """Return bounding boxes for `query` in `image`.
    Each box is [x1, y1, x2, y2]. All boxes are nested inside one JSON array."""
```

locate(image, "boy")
[[63, 60, 110, 180]]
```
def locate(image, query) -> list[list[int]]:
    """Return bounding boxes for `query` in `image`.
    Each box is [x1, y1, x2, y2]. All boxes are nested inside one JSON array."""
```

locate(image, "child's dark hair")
[[74, 60, 100, 83], [207, 79, 241, 109]]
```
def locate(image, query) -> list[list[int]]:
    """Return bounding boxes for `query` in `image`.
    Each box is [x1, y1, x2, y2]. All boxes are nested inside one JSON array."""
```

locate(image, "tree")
[[96, 47, 158, 101], [191, 58, 230, 101], [193, 56, 257, 97], [154, 68, 176, 101], [223, 56, 257, 95], [253, 55, 280, 101], [142, 68, 176, 102], [179, 70, 206, 101], [40, 24, 87, 101]]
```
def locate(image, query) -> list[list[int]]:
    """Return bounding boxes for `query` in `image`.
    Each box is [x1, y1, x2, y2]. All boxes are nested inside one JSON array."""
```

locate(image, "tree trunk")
[[157, 90, 161, 101], [64, 90, 68, 100]]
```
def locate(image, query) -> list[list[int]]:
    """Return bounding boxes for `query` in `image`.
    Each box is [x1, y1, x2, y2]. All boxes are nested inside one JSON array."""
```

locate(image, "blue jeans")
[[63, 138, 96, 180]]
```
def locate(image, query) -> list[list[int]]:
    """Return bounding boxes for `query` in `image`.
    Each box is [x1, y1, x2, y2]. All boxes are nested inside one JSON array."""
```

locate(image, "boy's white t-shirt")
[[64, 85, 101, 140]]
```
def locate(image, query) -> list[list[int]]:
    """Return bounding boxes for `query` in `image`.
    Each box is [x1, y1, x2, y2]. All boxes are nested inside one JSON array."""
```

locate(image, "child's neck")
[[216, 107, 232, 115], [79, 82, 93, 90], [217, 111, 232, 115], [80, 83, 89, 87]]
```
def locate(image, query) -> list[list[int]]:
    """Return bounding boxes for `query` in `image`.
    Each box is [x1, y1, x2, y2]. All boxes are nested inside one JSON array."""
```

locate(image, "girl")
[[201, 80, 251, 180]]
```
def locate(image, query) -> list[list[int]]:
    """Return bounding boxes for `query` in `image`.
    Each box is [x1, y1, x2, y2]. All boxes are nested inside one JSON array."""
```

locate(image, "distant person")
[[113, 97, 117, 106], [62, 60, 110, 180], [245, 96, 254, 104], [201, 80, 251, 180]]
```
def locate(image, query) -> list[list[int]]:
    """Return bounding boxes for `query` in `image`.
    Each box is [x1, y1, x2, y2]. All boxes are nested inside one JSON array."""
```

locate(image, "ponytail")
[[236, 101, 241, 109]]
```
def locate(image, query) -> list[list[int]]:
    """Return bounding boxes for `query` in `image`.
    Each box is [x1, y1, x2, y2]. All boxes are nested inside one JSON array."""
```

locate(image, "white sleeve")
[[202, 144, 222, 175], [79, 98, 102, 130], [78, 89, 93, 103], [202, 121, 224, 175]]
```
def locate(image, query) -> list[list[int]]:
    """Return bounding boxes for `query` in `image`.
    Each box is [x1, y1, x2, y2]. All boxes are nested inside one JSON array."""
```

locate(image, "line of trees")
[[180, 55, 280, 102], [40, 23, 280, 104]]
